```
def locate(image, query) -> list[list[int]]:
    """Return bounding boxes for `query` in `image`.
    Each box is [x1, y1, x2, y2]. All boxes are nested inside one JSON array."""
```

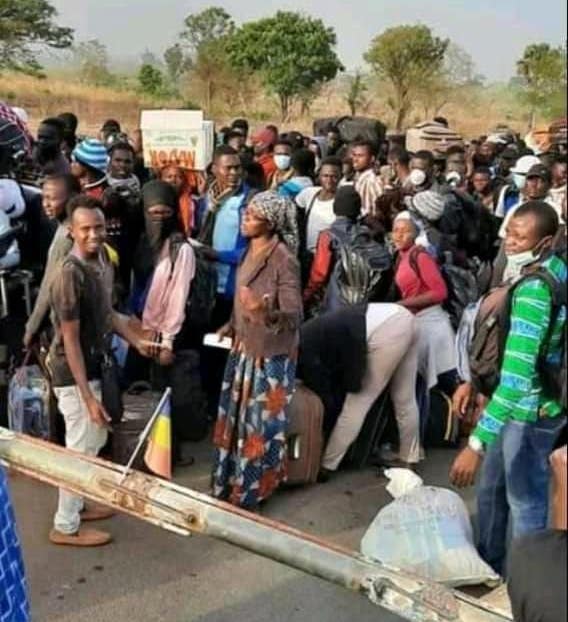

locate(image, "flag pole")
[[118, 386, 172, 485]]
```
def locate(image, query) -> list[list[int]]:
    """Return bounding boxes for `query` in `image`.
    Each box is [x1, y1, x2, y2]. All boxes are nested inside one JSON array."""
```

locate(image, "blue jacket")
[[197, 183, 252, 299]]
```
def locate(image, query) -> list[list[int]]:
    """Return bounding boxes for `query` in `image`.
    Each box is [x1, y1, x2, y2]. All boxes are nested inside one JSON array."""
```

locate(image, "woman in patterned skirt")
[[0, 467, 30, 621], [212, 191, 302, 509]]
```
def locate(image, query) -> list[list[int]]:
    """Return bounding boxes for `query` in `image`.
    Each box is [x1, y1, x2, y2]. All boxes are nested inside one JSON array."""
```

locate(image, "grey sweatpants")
[[322, 308, 420, 470]]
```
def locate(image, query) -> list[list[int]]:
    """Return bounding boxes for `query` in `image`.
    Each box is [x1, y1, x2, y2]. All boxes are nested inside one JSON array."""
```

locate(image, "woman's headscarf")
[[141, 180, 180, 256], [249, 190, 299, 253]]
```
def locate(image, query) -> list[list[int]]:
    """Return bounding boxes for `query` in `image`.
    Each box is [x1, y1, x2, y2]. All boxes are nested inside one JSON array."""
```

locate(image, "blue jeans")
[[477, 416, 565, 576]]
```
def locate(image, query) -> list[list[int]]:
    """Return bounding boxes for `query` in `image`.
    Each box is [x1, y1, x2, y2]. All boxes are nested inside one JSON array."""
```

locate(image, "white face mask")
[[445, 171, 462, 187], [513, 173, 527, 190], [503, 249, 536, 281], [409, 168, 427, 188], [274, 154, 291, 171]]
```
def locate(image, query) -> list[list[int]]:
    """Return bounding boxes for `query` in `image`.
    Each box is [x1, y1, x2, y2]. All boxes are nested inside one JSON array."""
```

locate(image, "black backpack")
[[405, 247, 478, 329], [169, 235, 218, 335], [323, 226, 392, 312]]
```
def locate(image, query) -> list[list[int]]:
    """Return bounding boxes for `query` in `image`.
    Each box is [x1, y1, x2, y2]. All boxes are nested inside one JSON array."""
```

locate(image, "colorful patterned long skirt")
[[212, 346, 296, 509], [0, 468, 30, 622]]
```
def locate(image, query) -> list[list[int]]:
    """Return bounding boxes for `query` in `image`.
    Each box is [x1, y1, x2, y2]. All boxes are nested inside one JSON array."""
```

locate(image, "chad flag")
[[144, 394, 172, 479]]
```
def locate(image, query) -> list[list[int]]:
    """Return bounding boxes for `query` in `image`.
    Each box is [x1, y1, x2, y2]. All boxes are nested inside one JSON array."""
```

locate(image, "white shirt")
[[365, 303, 402, 337], [296, 186, 336, 252]]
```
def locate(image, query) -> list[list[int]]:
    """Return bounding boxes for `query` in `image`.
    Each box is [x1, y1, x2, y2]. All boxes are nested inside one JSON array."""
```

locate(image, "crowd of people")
[[1, 101, 566, 620]]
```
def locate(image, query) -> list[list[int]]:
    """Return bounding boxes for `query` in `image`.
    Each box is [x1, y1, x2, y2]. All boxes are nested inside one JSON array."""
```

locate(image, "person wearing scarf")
[[196, 146, 256, 324], [134, 180, 195, 357], [132, 180, 196, 468], [212, 191, 303, 509]]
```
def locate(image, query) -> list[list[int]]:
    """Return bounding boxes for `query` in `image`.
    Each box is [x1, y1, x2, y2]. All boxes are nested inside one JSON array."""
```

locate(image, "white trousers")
[[53, 381, 107, 534], [322, 309, 420, 470]]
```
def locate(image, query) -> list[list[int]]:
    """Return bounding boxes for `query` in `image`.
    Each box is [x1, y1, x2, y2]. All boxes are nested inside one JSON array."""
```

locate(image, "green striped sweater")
[[473, 254, 567, 445]]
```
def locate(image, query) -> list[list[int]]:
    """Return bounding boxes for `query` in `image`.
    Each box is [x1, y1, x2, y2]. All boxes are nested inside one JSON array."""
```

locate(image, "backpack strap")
[[505, 268, 565, 359], [407, 246, 428, 287]]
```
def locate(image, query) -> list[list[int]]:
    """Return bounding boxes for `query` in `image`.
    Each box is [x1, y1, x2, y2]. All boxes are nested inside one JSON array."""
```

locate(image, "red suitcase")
[[286, 383, 324, 485]]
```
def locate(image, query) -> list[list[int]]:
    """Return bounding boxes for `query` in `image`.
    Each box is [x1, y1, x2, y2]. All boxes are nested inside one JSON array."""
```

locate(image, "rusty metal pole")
[[0, 429, 510, 622]]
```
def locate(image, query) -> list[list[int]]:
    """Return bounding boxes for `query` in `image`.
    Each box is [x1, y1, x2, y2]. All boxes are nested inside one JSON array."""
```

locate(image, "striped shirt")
[[473, 254, 567, 445], [355, 168, 384, 216]]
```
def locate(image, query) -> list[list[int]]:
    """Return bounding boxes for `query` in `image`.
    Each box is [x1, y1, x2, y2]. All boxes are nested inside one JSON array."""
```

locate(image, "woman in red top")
[[392, 211, 456, 391]]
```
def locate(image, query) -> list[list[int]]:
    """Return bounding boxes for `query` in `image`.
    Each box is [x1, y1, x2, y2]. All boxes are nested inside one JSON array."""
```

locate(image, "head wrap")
[[72, 139, 108, 173], [334, 185, 362, 220], [141, 180, 180, 256], [142, 179, 178, 211], [408, 189, 446, 223], [249, 190, 299, 253]]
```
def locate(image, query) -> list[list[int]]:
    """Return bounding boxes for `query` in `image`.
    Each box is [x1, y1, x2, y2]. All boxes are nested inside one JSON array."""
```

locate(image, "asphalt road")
[[9, 445, 474, 622]]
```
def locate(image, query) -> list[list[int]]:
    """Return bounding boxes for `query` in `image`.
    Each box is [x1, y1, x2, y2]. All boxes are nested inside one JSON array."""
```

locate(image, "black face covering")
[[135, 180, 180, 277]]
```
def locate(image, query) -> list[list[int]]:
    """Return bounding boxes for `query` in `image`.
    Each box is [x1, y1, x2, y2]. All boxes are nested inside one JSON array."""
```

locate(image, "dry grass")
[[0, 72, 173, 135], [1, 71, 533, 139]]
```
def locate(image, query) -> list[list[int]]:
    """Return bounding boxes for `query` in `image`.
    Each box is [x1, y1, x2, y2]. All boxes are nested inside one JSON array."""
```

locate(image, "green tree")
[[228, 11, 343, 120], [416, 43, 484, 119], [0, 0, 73, 75], [72, 39, 114, 86], [138, 63, 164, 96], [345, 71, 368, 116], [179, 7, 236, 112], [164, 43, 187, 84], [517, 43, 567, 127], [364, 25, 448, 130]]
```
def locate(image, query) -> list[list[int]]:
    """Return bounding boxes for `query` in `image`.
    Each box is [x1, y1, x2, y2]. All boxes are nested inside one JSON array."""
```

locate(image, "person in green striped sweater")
[[450, 200, 566, 575]]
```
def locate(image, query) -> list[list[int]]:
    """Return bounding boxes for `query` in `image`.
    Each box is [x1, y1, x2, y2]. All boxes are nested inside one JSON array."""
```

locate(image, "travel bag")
[[286, 383, 324, 485], [111, 386, 159, 468]]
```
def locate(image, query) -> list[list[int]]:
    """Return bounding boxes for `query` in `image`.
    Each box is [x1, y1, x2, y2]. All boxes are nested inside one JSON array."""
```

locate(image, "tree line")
[[0, 1, 566, 128]]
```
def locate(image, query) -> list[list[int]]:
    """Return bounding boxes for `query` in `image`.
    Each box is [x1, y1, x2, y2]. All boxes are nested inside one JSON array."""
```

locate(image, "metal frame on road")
[[0, 428, 511, 622]]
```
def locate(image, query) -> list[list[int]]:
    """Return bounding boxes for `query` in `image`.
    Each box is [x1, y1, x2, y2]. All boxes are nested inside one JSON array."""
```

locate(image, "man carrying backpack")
[[303, 185, 391, 315], [450, 201, 566, 576]]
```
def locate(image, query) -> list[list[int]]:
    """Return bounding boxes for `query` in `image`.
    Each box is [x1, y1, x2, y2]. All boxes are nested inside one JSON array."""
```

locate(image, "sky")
[[50, 0, 567, 82]]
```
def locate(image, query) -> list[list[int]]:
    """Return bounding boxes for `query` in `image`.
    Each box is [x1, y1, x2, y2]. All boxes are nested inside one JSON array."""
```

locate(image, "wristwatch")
[[468, 435, 485, 455]]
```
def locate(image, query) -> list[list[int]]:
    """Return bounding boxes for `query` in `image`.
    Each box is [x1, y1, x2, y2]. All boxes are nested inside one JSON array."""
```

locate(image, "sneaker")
[[49, 527, 112, 547], [80, 503, 116, 522]]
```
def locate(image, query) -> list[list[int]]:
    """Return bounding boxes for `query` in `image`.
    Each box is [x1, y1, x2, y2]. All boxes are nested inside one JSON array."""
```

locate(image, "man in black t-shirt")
[[48, 194, 148, 548]]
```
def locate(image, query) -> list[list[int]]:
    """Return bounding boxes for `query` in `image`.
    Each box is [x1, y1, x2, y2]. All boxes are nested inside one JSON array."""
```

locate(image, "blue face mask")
[[274, 154, 291, 171]]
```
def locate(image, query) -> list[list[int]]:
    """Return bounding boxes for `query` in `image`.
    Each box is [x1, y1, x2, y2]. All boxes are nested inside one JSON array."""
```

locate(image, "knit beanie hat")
[[72, 139, 108, 173], [333, 185, 362, 219], [410, 189, 446, 223], [142, 180, 178, 211]]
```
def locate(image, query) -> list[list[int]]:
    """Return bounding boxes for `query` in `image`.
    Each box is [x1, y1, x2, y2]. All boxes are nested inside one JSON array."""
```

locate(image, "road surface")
[[9, 444, 474, 622]]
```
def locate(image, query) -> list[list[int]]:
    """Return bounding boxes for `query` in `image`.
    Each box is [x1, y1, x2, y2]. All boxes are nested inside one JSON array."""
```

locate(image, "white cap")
[[510, 155, 541, 175]]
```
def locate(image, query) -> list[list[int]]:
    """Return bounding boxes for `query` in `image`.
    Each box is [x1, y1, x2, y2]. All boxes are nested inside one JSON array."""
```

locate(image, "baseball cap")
[[526, 163, 552, 182], [511, 155, 541, 175]]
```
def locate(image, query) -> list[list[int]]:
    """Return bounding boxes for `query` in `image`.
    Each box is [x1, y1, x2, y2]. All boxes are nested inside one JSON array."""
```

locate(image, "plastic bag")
[[8, 363, 51, 440], [361, 470, 500, 587]]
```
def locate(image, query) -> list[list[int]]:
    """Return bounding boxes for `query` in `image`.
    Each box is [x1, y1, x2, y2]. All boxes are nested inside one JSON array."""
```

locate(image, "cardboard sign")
[[140, 110, 214, 171]]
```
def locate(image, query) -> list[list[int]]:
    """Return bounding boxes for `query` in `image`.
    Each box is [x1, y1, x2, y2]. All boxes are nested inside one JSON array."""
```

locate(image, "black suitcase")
[[170, 349, 209, 442], [111, 389, 159, 468]]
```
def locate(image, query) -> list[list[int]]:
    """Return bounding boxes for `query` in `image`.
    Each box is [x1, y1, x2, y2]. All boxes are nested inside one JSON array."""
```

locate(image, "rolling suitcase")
[[111, 387, 159, 469], [286, 383, 324, 485]]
